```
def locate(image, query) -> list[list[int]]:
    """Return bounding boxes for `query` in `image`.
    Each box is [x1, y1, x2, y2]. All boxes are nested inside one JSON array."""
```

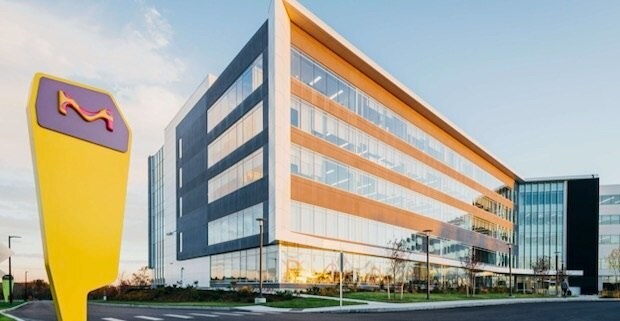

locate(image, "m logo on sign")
[[58, 90, 114, 132]]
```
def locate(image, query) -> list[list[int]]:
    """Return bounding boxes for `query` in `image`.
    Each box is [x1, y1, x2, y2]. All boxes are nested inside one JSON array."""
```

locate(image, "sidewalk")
[[237, 295, 609, 313]]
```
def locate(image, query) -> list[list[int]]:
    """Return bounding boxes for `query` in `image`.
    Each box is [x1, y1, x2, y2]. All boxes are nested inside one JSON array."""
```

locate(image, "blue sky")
[[0, 0, 618, 281]]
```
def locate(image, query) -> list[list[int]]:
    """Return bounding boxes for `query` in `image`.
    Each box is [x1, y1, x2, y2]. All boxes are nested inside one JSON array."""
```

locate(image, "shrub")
[[237, 286, 254, 297], [306, 286, 321, 295]]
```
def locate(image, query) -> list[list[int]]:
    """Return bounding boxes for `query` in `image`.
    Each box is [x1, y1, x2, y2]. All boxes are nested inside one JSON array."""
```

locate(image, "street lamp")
[[508, 244, 513, 297], [8, 235, 21, 304], [555, 251, 560, 297], [422, 229, 432, 301], [24, 271, 28, 302], [256, 218, 266, 300]]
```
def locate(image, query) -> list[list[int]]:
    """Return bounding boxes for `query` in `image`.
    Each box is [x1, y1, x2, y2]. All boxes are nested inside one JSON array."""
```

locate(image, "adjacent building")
[[148, 0, 601, 294], [599, 184, 620, 291], [515, 176, 599, 294]]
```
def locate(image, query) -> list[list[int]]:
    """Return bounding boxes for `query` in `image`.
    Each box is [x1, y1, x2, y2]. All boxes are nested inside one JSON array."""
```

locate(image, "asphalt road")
[[6, 300, 620, 321]]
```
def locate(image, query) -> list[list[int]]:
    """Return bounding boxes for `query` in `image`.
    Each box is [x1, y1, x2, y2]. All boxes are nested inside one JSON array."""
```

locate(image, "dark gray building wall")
[[566, 178, 599, 294], [176, 21, 268, 261]]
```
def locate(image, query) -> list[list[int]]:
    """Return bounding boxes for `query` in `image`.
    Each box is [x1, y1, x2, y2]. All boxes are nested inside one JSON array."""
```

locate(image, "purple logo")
[[35, 77, 129, 152]]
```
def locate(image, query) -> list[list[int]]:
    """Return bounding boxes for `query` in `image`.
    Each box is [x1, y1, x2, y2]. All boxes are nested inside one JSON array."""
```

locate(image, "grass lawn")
[[0, 302, 23, 310], [265, 297, 365, 309], [342, 291, 548, 303], [94, 300, 253, 307], [0, 315, 16, 321]]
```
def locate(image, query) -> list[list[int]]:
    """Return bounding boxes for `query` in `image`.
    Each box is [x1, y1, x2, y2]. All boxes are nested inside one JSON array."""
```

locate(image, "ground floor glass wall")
[[208, 244, 513, 290]]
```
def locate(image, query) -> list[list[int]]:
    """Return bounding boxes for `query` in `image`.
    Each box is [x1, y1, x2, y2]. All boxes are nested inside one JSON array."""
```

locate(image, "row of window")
[[600, 215, 620, 225], [208, 148, 263, 202], [291, 96, 512, 221], [207, 55, 263, 132], [148, 149, 165, 285], [291, 201, 479, 261], [291, 144, 471, 229], [281, 245, 506, 285], [516, 182, 565, 270], [520, 191, 565, 206], [600, 235, 620, 244], [291, 48, 510, 198], [472, 217, 512, 243], [601, 194, 620, 205], [208, 102, 263, 167], [207, 203, 263, 245], [210, 246, 278, 284], [289, 202, 509, 268]]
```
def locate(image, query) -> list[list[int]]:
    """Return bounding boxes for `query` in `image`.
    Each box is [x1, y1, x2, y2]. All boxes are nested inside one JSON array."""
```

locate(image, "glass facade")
[[148, 148, 165, 286], [208, 203, 263, 245], [292, 96, 512, 221], [516, 181, 565, 270], [280, 245, 506, 287], [600, 235, 620, 244], [207, 55, 263, 132], [208, 148, 264, 202], [291, 144, 471, 229], [600, 215, 620, 225], [290, 201, 507, 266], [208, 102, 263, 167], [210, 245, 278, 286], [600, 194, 620, 205], [291, 48, 512, 199]]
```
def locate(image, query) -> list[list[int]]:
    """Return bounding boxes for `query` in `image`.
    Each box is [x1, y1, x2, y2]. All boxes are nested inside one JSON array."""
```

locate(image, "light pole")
[[508, 244, 512, 297], [8, 235, 21, 304], [24, 271, 28, 302], [555, 251, 560, 297], [180, 267, 184, 287], [256, 218, 265, 299], [423, 229, 432, 301]]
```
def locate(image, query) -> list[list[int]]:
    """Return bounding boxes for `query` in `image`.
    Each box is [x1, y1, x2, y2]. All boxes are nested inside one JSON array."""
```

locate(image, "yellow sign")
[[27, 73, 131, 321]]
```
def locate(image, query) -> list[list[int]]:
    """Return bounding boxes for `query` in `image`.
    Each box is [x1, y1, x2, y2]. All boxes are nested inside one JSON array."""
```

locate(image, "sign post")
[[27, 73, 131, 321]]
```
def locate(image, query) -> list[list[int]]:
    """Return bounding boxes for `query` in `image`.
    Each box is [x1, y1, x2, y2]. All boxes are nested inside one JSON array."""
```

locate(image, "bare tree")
[[531, 256, 550, 294], [608, 247, 620, 291], [386, 238, 409, 300], [460, 247, 482, 296], [130, 266, 153, 287]]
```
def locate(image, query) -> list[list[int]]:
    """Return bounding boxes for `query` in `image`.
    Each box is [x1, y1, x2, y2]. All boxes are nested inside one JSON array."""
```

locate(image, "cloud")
[[143, 7, 173, 49], [0, 0, 186, 281]]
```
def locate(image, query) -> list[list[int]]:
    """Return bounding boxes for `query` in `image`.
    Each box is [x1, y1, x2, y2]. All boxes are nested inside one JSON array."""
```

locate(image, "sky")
[[0, 0, 619, 282]]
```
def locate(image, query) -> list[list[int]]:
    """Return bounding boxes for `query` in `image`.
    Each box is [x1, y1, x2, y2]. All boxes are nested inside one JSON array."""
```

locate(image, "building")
[[148, 0, 600, 293], [515, 176, 599, 295], [599, 184, 620, 291]]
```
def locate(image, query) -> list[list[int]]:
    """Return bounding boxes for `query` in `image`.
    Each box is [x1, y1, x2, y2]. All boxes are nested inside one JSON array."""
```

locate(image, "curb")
[[0, 302, 30, 313], [90, 302, 262, 311], [0, 302, 30, 321], [307, 296, 607, 313]]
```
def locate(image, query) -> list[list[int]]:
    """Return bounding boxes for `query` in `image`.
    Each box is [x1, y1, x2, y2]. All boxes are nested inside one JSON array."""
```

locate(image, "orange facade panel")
[[290, 23, 515, 189]]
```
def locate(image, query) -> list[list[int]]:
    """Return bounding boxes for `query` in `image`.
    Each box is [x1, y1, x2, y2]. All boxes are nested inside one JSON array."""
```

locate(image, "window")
[[179, 232, 184, 253], [208, 203, 263, 245], [208, 102, 263, 167], [601, 194, 620, 205], [600, 215, 620, 225], [179, 168, 183, 188], [208, 55, 263, 132], [178, 138, 183, 159], [208, 148, 263, 202], [179, 197, 183, 218]]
